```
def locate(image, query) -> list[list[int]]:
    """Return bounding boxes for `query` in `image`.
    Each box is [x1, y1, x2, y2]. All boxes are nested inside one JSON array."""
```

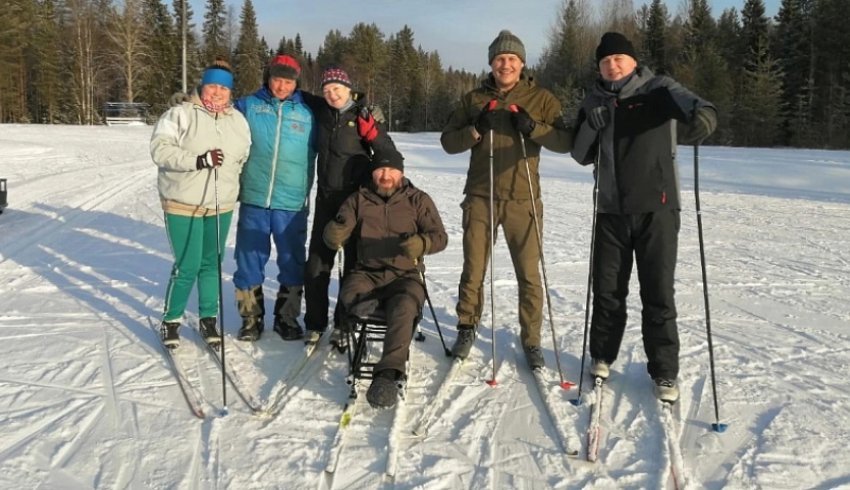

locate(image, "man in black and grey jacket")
[[571, 31, 717, 404]]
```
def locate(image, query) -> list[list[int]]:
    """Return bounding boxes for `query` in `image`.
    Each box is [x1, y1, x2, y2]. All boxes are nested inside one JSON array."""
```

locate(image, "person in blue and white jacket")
[[232, 54, 319, 342]]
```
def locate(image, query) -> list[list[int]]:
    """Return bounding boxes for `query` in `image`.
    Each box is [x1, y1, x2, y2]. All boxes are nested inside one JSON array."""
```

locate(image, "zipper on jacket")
[[265, 101, 284, 208]]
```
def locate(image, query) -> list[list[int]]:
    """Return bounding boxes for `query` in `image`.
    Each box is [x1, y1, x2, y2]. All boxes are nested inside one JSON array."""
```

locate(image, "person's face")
[[372, 167, 403, 196], [322, 83, 352, 109], [490, 53, 524, 90], [268, 76, 297, 100], [200, 84, 231, 106], [598, 54, 637, 82]]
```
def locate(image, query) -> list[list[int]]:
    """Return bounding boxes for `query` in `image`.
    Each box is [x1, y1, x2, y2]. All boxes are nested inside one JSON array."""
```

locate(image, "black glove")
[[510, 105, 536, 137], [687, 107, 717, 144], [196, 149, 224, 170], [474, 100, 498, 135], [586, 106, 609, 131], [169, 92, 190, 107]]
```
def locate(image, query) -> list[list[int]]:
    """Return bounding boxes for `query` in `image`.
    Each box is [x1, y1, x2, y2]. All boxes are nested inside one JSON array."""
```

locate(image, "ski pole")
[[694, 144, 726, 432], [572, 143, 600, 405], [213, 166, 227, 415], [415, 258, 450, 355], [485, 99, 498, 387], [509, 105, 572, 389]]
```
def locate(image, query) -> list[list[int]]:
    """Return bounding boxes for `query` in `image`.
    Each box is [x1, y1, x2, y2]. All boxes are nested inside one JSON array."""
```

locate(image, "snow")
[[1, 123, 849, 489]]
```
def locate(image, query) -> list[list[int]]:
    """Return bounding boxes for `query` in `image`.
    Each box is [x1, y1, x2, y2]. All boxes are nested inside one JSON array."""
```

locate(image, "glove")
[[196, 149, 224, 170], [509, 105, 536, 137], [399, 234, 429, 259], [357, 108, 378, 142], [367, 104, 386, 123], [474, 99, 498, 135], [586, 106, 609, 131], [169, 92, 190, 107], [687, 107, 717, 144], [322, 220, 346, 250]]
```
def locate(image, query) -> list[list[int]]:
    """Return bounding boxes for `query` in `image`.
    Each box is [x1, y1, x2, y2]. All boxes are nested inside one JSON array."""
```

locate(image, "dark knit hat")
[[371, 147, 404, 173], [595, 32, 638, 63], [488, 30, 526, 64], [267, 54, 301, 80], [321, 66, 352, 88]]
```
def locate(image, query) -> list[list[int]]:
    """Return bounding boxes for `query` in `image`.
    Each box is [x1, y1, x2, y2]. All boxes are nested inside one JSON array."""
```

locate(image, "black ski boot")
[[273, 286, 304, 341], [199, 317, 221, 347], [160, 321, 180, 349]]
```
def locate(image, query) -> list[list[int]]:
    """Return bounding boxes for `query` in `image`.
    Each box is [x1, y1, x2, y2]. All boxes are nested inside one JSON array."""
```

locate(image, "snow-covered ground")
[[1, 124, 849, 489]]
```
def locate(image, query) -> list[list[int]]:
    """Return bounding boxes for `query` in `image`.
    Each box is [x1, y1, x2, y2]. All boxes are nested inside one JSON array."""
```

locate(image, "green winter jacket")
[[440, 74, 573, 200]]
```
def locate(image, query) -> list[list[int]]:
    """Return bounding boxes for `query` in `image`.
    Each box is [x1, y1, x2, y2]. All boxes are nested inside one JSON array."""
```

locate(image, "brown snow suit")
[[440, 74, 573, 347], [323, 178, 447, 374]]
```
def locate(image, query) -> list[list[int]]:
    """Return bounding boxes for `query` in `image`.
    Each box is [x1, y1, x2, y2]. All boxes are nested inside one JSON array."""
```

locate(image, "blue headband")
[[201, 68, 233, 90]]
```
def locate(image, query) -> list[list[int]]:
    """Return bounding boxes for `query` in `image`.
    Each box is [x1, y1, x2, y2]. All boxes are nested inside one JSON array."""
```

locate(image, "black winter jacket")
[[571, 67, 717, 214], [312, 93, 396, 199]]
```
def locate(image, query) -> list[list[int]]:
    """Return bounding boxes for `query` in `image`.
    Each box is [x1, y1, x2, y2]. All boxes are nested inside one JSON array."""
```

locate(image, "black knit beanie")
[[371, 147, 404, 173], [595, 32, 638, 63]]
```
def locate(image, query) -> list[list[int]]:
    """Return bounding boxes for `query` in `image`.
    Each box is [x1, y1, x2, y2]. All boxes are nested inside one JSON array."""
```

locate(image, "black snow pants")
[[589, 209, 680, 380]]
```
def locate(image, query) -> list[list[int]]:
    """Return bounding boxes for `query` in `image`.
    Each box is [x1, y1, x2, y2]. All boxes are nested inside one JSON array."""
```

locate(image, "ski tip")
[[559, 381, 576, 390], [712, 422, 729, 433], [485, 379, 498, 387]]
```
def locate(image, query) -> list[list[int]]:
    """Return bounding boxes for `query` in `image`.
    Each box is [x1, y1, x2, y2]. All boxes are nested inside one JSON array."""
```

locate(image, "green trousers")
[[162, 211, 233, 322], [455, 195, 543, 347]]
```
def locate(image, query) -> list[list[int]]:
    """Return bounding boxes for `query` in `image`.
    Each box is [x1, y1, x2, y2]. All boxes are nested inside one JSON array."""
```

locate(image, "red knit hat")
[[267, 54, 301, 80], [321, 66, 352, 88]]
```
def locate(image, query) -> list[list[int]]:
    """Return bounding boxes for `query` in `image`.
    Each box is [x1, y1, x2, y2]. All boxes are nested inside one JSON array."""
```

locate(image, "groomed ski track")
[[2, 126, 850, 488]]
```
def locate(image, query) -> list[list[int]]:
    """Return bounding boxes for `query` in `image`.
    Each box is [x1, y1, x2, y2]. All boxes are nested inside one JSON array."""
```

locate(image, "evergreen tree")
[[736, 45, 783, 146], [316, 29, 347, 69], [0, 0, 33, 122], [642, 0, 669, 74], [29, 0, 62, 123], [202, 0, 227, 62], [811, 0, 850, 147], [774, 0, 813, 145], [537, 0, 595, 120], [139, 0, 179, 117], [233, 0, 263, 97], [345, 23, 387, 104], [386, 25, 419, 131], [740, 0, 770, 69]]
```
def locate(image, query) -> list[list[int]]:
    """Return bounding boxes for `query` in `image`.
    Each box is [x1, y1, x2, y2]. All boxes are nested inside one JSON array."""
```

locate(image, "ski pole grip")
[[508, 104, 519, 113], [486, 99, 498, 111]]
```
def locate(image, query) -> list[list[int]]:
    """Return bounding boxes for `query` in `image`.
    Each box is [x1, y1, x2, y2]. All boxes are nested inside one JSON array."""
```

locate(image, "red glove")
[[357, 108, 378, 142], [196, 149, 224, 170]]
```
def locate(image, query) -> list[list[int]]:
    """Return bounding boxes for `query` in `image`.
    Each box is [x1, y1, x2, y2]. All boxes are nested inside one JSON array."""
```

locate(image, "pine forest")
[[0, 0, 848, 148]]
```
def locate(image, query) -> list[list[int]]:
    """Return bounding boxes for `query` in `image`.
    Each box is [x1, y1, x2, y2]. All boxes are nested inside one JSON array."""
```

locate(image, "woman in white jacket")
[[150, 58, 251, 349]]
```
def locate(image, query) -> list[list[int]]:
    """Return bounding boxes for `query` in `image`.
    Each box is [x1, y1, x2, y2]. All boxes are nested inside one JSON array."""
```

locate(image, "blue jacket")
[[235, 87, 316, 211]]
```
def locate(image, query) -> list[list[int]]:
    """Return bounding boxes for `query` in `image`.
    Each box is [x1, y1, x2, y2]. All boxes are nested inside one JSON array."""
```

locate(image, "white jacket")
[[151, 95, 251, 216]]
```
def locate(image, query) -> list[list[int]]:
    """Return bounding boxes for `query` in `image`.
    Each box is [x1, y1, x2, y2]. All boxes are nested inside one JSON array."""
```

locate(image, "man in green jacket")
[[440, 30, 573, 369]]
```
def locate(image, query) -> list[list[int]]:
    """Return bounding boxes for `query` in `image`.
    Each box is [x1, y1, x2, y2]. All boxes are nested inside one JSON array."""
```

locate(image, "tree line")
[[1, 0, 847, 148]]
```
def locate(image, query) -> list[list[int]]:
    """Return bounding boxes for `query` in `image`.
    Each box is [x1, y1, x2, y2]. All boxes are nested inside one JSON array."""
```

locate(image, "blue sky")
[[194, 0, 780, 72]]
